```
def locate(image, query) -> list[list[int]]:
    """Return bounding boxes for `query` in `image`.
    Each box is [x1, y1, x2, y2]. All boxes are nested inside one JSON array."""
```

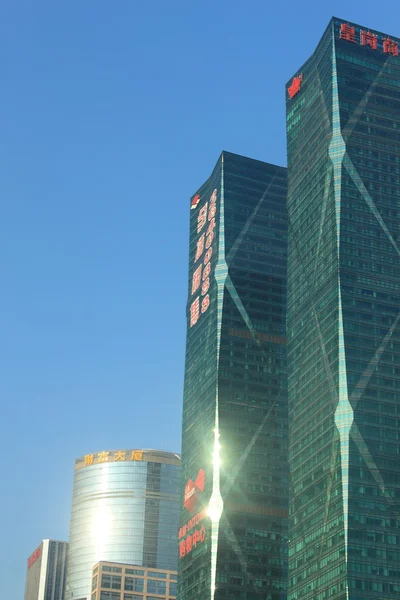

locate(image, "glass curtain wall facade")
[[179, 151, 288, 600], [286, 17, 400, 600], [66, 449, 180, 600]]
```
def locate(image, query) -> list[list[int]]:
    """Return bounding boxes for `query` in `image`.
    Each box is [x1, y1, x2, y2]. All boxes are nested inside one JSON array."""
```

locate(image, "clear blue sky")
[[0, 0, 394, 596]]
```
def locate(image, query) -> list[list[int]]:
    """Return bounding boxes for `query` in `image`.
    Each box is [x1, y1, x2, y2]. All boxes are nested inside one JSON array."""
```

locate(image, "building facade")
[[66, 449, 180, 600], [286, 17, 400, 600], [91, 561, 177, 600], [179, 152, 288, 600], [24, 540, 68, 600]]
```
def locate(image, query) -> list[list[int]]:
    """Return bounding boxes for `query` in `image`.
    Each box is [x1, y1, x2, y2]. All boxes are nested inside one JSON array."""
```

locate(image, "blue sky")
[[0, 0, 394, 596]]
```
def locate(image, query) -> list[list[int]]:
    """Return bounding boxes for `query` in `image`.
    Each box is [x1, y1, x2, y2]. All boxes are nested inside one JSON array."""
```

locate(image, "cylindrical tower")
[[65, 448, 180, 600]]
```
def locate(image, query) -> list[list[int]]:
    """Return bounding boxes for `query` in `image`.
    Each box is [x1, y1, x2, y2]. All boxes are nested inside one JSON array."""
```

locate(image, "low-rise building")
[[91, 561, 177, 600]]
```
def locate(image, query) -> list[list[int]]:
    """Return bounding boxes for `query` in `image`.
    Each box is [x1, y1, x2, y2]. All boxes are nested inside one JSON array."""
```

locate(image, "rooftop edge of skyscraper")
[[180, 151, 288, 599], [286, 15, 400, 87], [74, 448, 180, 470]]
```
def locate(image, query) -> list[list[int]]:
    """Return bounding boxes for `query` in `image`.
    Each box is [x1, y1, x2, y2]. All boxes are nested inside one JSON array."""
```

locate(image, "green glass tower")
[[286, 17, 400, 600], [178, 151, 288, 600]]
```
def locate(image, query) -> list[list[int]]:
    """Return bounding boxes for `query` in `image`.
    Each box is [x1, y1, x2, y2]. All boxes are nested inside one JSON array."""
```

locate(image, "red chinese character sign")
[[340, 23, 356, 43], [189, 188, 218, 328], [338, 21, 400, 58], [288, 75, 303, 100], [383, 37, 399, 56], [179, 524, 206, 559], [360, 30, 377, 49], [179, 469, 208, 559], [189, 297, 200, 327]]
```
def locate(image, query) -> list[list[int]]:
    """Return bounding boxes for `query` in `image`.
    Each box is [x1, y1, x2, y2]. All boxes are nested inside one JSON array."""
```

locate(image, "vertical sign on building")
[[189, 189, 218, 327]]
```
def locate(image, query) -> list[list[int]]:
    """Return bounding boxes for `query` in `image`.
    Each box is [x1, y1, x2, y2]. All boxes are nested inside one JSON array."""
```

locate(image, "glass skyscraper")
[[65, 449, 180, 600], [179, 151, 288, 600], [286, 18, 400, 600]]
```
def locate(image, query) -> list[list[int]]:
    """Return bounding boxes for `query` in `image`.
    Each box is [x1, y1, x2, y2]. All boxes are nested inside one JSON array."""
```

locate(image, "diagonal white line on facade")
[[342, 55, 394, 141], [349, 311, 400, 410], [330, 37, 352, 586], [225, 275, 262, 349], [226, 174, 279, 264], [313, 166, 333, 281], [218, 514, 270, 597], [350, 422, 386, 492], [343, 154, 400, 258], [221, 395, 281, 498]]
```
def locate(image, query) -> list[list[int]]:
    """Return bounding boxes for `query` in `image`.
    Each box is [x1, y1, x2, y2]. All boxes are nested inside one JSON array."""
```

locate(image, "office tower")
[[91, 561, 177, 600], [179, 151, 288, 600], [24, 540, 68, 600], [65, 449, 180, 600], [286, 17, 400, 600]]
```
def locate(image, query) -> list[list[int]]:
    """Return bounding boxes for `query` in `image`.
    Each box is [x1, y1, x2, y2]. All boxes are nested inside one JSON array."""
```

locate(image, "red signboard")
[[288, 75, 303, 100], [191, 194, 201, 210], [28, 545, 41, 568], [339, 21, 399, 57], [184, 469, 205, 513], [179, 524, 206, 558], [178, 507, 208, 559], [361, 30, 378, 49], [179, 469, 208, 560], [179, 507, 208, 539], [383, 37, 399, 56], [340, 23, 356, 43]]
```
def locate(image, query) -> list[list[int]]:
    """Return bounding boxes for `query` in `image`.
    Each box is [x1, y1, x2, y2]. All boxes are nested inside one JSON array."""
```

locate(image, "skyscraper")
[[179, 151, 288, 600], [24, 540, 68, 600], [286, 18, 400, 600], [65, 448, 180, 600]]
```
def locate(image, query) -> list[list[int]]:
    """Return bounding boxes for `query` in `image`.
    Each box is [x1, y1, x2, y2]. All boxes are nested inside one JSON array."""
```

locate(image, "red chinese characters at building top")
[[361, 30, 378, 50], [189, 189, 217, 327], [340, 23, 356, 43], [339, 21, 399, 57], [383, 37, 399, 56], [288, 75, 302, 99]]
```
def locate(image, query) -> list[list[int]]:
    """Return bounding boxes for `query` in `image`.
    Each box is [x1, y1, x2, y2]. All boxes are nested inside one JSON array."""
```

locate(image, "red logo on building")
[[191, 194, 201, 210], [184, 469, 205, 513], [28, 545, 41, 569], [288, 75, 303, 99]]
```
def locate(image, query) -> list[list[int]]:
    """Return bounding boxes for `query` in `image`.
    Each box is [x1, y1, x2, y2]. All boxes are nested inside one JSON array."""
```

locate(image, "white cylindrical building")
[[65, 448, 180, 600]]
